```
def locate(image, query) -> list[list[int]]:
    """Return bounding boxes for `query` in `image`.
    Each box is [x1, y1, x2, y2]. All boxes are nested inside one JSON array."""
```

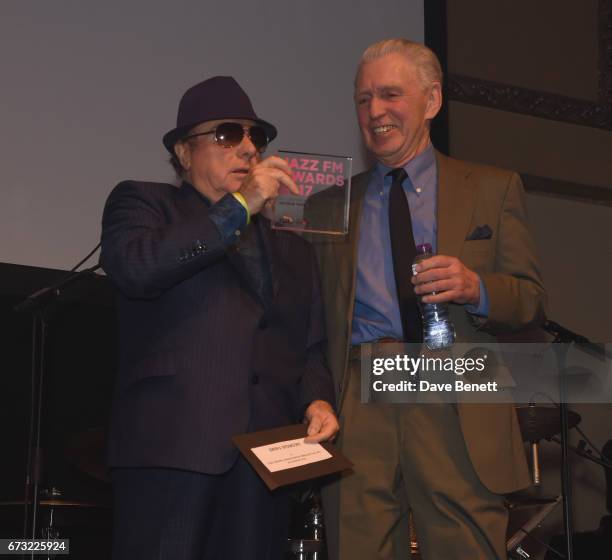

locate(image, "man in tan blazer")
[[309, 39, 546, 560]]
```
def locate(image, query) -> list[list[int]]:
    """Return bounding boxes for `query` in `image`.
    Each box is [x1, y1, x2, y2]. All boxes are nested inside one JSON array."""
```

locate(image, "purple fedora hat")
[[162, 76, 278, 154]]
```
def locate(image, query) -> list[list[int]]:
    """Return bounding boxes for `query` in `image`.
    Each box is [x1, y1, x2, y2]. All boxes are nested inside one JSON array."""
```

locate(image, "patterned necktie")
[[388, 168, 422, 342]]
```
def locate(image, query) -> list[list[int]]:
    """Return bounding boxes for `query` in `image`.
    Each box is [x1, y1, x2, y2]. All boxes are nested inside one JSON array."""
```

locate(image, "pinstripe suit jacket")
[[101, 180, 334, 474]]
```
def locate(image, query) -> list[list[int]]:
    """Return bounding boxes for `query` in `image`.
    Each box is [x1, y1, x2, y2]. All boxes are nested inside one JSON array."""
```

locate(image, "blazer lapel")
[[224, 228, 266, 306], [436, 151, 477, 258], [256, 216, 280, 301], [339, 171, 370, 333]]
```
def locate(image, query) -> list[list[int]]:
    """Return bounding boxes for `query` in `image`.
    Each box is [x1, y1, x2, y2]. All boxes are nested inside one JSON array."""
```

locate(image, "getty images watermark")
[[358, 342, 612, 404], [371, 352, 495, 393]]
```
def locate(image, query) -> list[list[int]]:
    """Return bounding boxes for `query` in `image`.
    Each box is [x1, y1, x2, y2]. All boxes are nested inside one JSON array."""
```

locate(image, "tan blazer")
[[308, 151, 547, 493]]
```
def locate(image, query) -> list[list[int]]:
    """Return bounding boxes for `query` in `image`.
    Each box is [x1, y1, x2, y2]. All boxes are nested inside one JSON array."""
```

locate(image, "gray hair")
[[356, 38, 443, 90]]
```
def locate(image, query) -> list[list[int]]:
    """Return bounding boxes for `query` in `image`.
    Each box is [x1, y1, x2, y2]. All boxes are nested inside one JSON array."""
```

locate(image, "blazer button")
[[251, 374, 260, 385]]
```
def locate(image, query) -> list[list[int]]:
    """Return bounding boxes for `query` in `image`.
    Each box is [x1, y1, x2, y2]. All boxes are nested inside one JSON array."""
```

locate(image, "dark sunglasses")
[[184, 122, 269, 153]]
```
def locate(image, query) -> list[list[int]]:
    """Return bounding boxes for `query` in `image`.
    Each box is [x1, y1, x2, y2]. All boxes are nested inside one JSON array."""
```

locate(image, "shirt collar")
[[373, 143, 436, 192]]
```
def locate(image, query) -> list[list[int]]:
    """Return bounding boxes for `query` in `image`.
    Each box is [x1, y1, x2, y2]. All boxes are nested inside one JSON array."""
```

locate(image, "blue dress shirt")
[[351, 144, 488, 345]]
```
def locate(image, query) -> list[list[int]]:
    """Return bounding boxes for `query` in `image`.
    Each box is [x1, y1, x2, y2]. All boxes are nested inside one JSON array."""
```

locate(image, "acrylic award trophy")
[[272, 150, 352, 235]]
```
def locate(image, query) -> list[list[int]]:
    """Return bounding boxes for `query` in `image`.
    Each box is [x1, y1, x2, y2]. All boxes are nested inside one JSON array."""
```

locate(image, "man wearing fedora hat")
[[100, 76, 339, 560]]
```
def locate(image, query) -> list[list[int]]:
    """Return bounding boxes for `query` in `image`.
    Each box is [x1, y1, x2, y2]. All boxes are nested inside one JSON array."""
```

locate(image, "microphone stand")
[[541, 320, 608, 560], [14, 263, 102, 544]]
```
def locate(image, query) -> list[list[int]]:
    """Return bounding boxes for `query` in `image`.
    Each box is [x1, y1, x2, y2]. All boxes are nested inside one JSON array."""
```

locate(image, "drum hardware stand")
[[506, 436, 612, 559], [14, 262, 101, 547], [287, 490, 327, 559], [531, 320, 611, 560], [507, 495, 563, 559]]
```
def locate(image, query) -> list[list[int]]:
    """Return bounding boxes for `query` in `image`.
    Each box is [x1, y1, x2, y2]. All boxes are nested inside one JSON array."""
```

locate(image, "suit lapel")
[[339, 171, 370, 333], [436, 151, 477, 258], [225, 216, 277, 309], [224, 229, 266, 306], [256, 216, 280, 301]]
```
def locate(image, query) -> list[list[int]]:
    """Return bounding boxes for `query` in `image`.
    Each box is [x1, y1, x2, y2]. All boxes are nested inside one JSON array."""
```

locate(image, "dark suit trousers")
[[111, 457, 290, 560]]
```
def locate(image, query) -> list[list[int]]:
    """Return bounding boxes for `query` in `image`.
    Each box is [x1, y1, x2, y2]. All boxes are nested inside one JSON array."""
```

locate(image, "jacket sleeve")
[[478, 172, 547, 332], [100, 181, 244, 299]]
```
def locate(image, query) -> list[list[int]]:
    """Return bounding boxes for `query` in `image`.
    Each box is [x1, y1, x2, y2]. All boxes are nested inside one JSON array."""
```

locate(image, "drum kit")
[[0, 429, 111, 559], [0, 492, 111, 560]]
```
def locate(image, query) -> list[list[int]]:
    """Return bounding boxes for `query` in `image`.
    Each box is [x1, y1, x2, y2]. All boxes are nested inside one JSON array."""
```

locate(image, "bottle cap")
[[416, 243, 433, 255]]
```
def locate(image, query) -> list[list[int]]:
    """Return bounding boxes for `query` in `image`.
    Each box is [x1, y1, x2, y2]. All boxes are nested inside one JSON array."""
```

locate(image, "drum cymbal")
[[0, 499, 108, 508], [515, 405, 581, 442]]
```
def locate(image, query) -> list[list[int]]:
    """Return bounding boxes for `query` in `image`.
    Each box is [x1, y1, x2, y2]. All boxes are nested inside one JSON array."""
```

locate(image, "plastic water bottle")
[[412, 243, 456, 349]]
